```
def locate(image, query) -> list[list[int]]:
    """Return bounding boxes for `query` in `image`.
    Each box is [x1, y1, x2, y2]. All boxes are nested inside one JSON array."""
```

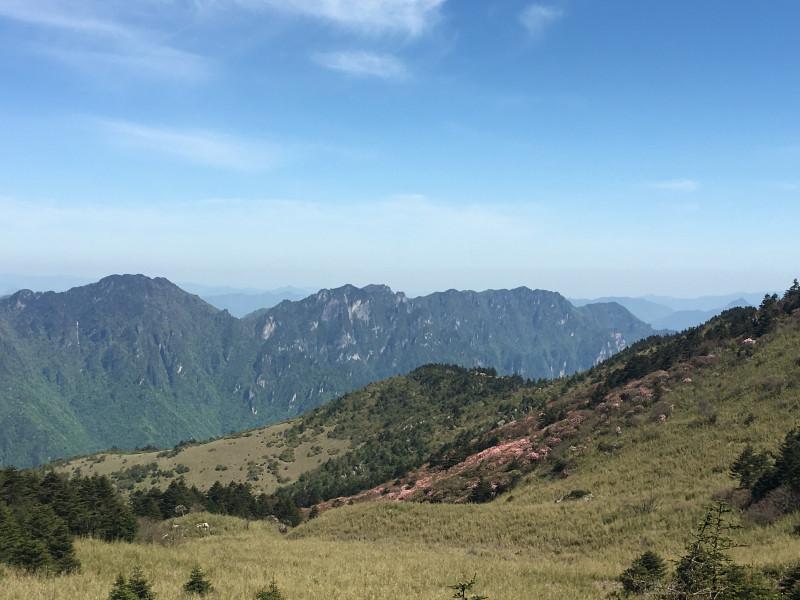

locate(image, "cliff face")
[[0, 276, 652, 467]]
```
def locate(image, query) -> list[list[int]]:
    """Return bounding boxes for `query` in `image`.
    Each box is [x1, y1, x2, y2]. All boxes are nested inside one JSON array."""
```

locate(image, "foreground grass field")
[[6, 317, 800, 598]]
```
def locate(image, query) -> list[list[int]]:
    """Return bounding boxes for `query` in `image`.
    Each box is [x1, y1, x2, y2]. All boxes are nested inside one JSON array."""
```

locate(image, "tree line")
[[730, 426, 800, 523], [592, 279, 800, 402], [0, 468, 136, 574], [130, 479, 301, 526], [0, 467, 306, 575]]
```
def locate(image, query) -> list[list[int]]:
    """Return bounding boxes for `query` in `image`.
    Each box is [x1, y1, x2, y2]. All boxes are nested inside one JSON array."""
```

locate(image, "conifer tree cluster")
[[618, 504, 775, 598], [729, 427, 800, 521], [0, 468, 136, 574], [108, 567, 156, 600], [129, 478, 301, 526]]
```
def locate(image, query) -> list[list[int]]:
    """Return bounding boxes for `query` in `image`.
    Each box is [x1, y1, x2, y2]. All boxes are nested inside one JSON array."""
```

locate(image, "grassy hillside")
[[8, 309, 800, 599], [57, 293, 800, 514], [55, 366, 535, 495], [16, 291, 798, 598], [55, 423, 350, 496]]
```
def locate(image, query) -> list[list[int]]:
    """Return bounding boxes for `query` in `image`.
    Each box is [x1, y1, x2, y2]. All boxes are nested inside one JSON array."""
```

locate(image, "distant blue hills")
[[571, 292, 771, 331]]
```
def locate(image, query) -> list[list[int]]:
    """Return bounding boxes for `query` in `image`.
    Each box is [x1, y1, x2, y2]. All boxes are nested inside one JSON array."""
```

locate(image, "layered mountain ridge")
[[0, 274, 653, 467]]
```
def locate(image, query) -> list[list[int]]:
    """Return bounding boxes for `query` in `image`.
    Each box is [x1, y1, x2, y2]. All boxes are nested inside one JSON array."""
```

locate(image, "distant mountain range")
[[0, 275, 653, 468], [199, 287, 314, 317], [571, 293, 768, 331], [0, 275, 314, 317]]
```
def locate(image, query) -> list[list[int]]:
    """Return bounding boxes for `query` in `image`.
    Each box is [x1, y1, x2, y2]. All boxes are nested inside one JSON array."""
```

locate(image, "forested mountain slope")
[[39, 284, 800, 600], [0, 275, 651, 467], [60, 284, 800, 517]]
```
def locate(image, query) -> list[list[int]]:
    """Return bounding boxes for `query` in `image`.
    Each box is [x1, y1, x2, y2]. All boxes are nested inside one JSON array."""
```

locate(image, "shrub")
[[666, 503, 772, 599], [448, 575, 488, 600], [108, 574, 137, 600], [619, 551, 666, 594], [184, 566, 213, 596], [255, 578, 285, 600], [127, 567, 157, 600], [107, 568, 156, 600], [468, 479, 494, 504], [730, 446, 772, 489], [780, 564, 800, 599], [751, 428, 800, 506]]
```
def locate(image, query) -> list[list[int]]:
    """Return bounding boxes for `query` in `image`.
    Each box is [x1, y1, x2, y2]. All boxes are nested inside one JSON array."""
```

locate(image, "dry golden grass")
[[2, 513, 613, 599], [56, 423, 349, 495], [8, 320, 800, 598]]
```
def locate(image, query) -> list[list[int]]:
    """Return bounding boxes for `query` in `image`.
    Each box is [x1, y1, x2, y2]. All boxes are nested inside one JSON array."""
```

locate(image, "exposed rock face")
[[242, 286, 653, 417], [0, 276, 653, 467]]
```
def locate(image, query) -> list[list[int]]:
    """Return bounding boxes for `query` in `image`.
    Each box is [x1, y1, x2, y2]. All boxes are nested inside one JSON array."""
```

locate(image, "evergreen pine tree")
[[730, 446, 772, 490], [127, 566, 157, 600], [25, 504, 80, 574], [11, 535, 51, 574], [0, 503, 20, 565], [468, 479, 494, 504], [670, 503, 738, 598], [666, 503, 771, 599], [619, 551, 666, 594], [255, 578, 285, 600], [448, 575, 488, 600], [108, 574, 137, 600], [183, 566, 213, 596], [100, 501, 138, 543]]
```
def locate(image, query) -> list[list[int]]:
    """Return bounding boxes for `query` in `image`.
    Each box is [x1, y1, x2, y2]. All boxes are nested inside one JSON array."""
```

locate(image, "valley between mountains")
[[0, 275, 652, 468], [4, 284, 800, 599]]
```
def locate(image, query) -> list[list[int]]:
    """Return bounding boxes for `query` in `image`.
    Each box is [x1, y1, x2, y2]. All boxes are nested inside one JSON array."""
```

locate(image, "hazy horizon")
[[0, 270, 781, 302]]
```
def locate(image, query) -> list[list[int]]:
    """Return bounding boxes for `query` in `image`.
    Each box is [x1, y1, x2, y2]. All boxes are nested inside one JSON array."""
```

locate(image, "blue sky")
[[0, 0, 798, 297]]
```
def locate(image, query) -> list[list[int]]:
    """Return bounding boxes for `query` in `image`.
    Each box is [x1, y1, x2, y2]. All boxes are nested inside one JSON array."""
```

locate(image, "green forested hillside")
[[0, 275, 652, 468], [61, 284, 800, 519], [12, 284, 800, 599], [0, 276, 257, 468]]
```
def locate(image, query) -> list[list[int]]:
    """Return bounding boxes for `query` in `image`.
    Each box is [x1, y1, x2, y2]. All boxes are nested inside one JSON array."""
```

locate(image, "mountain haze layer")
[[0, 275, 653, 468], [573, 294, 758, 331]]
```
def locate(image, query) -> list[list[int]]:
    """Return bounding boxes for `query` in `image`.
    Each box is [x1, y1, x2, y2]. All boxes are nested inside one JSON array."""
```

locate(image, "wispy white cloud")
[[520, 4, 565, 39], [238, 0, 446, 36], [648, 179, 701, 192], [94, 119, 279, 171], [0, 0, 210, 82], [312, 50, 408, 80]]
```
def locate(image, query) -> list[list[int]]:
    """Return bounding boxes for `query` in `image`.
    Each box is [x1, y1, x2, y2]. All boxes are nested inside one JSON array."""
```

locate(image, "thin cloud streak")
[[520, 4, 565, 38], [312, 51, 409, 80], [0, 0, 210, 82], [238, 0, 446, 36], [94, 119, 280, 171]]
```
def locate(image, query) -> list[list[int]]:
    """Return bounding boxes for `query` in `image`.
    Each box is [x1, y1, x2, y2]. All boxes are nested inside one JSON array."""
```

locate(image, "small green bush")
[[107, 568, 156, 600], [127, 567, 157, 599], [108, 574, 137, 600], [448, 575, 488, 600], [184, 566, 213, 596], [619, 551, 666, 594], [255, 578, 285, 600]]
